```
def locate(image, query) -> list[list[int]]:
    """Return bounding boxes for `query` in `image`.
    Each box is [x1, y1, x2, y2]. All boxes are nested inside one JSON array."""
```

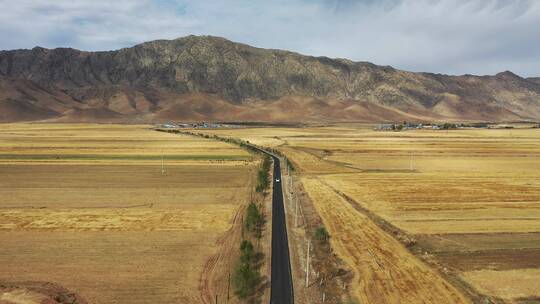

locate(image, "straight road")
[[268, 154, 294, 304]]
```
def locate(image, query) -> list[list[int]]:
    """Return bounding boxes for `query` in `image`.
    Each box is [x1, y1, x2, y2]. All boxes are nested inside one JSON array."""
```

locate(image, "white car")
[[275, 178, 280, 182]]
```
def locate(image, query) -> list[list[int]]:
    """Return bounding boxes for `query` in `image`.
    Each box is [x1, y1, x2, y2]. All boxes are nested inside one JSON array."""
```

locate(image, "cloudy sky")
[[1, 0, 539, 77]]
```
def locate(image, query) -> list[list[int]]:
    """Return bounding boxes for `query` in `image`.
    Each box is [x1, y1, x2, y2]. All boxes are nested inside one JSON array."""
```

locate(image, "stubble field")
[[200, 125, 540, 303], [0, 124, 255, 303]]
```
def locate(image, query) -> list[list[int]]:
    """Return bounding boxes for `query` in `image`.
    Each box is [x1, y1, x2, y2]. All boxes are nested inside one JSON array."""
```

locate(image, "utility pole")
[[290, 173, 293, 190], [227, 272, 230, 303], [290, 169, 298, 227], [241, 214, 244, 238], [295, 191, 302, 227], [306, 240, 311, 287], [250, 170, 253, 203], [161, 151, 166, 175], [295, 197, 298, 228]]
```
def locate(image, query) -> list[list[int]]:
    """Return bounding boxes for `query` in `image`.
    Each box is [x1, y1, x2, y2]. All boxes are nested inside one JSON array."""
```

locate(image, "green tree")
[[256, 156, 271, 192], [442, 123, 457, 130], [245, 203, 263, 237], [233, 240, 261, 299], [240, 240, 255, 264], [314, 226, 330, 242], [233, 261, 260, 299]]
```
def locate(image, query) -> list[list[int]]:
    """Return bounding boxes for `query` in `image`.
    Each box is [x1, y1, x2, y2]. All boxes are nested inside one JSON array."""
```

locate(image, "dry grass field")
[[301, 177, 471, 304], [201, 125, 540, 303], [0, 124, 256, 303]]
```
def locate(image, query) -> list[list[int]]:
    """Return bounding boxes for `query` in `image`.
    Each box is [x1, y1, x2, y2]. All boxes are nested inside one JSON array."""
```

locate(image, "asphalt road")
[[268, 154, 294, 304]]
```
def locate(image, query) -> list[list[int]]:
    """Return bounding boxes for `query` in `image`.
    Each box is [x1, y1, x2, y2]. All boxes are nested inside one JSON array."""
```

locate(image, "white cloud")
[[0, 0, 539, 76]]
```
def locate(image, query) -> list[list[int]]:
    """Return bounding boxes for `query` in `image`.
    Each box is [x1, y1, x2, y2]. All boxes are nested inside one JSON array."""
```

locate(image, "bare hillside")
[[1, 35, 539, 122]]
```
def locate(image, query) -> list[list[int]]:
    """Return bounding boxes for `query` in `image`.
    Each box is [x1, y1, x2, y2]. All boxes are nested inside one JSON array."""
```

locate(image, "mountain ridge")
[[1, 35, 539, 123]]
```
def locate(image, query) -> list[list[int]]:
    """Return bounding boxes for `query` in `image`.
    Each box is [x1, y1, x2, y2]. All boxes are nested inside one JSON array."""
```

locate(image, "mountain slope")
[[528, 77, 540, 85], [1, 35, 539, 122]]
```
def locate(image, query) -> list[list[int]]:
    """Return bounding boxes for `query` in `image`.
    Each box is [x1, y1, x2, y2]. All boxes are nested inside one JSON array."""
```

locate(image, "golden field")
[[301, 177, 470, 304], [0, 124, 255, 303], [200, 125, 540, 303]]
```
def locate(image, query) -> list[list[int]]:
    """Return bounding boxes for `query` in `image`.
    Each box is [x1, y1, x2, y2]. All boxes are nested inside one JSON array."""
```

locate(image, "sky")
[[0, 0, 539, 77]]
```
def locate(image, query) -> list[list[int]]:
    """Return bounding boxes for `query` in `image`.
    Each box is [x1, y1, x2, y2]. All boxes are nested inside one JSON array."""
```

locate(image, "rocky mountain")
[[528, 77, 540, 85], [1, 35, 539, 123]]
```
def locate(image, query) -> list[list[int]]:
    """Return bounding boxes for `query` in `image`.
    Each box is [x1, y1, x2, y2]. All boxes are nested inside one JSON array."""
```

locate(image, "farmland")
[[0, 124, 256, 303], [200, 125, 540, 304]]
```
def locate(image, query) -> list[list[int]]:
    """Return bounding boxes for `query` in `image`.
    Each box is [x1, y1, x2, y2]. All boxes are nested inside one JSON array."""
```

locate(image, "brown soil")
[[0, 281, 87, 304], [199, 206, 245, 304], [293, 180, 353, 303], [434, 249, 540, 271]]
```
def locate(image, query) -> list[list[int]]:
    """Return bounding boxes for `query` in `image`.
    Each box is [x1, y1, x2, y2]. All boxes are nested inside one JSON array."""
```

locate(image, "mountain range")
[[1, 35, 539, 123]]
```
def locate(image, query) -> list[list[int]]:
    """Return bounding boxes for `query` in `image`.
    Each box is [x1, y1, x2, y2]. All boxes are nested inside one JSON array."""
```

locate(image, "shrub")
[[314, 226, 330, 242], [285, 158, 295, 171]]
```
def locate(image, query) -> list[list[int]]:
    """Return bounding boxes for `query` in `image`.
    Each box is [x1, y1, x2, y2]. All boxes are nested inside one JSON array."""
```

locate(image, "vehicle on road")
[[275, 178, 280, 182]]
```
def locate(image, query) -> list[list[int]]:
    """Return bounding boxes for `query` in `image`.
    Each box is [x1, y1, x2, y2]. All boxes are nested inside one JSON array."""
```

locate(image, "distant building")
[[489, 124, 514, 129], [374, 124, 394, 131]]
